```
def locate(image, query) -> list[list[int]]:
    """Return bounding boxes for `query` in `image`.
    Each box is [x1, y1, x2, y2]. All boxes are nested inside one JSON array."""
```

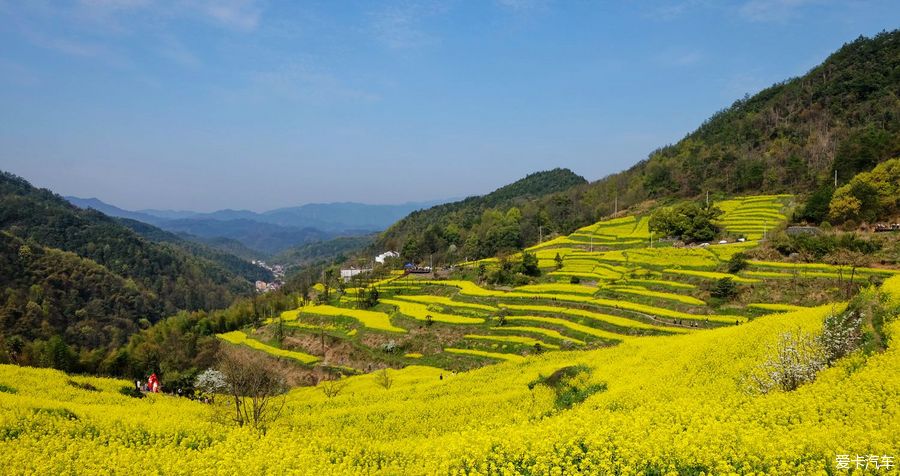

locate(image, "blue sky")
[[0, 0, 897, 211]]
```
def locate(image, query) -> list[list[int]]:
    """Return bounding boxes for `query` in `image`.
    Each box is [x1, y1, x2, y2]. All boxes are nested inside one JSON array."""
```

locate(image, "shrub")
[[649, 202, 723, 243], [711, 278, 738, 299], [727, 253, 748, 274], [320, 378, 346, 398], [528, 365, 607, 410], [375, 368, 393, 390], [569, 276, 581, 284], [521, 252, 541, 277], [66, 380, 99, 392], [217, 347, 288, 432], [820, 307, 863, 365], [119, 386, 144, 399], [380, 340, 398, 354], [773, 232, 880, 260], [748, 331, 826, 393], [194, 369, 227, 395]]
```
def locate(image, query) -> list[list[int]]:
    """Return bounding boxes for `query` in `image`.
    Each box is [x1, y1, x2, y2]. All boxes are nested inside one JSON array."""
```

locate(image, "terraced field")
[[217, 331, 319, 364], [215, 193, 895, 375], [715, 195, 790, 240]]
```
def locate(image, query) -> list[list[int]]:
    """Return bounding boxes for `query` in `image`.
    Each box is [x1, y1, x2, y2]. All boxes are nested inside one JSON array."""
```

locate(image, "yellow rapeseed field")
[[1, 276, 898, 474]]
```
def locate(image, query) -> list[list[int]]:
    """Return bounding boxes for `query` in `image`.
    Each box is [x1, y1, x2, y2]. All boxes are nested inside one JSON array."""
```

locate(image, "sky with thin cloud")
[[0, 0, 897, 211]]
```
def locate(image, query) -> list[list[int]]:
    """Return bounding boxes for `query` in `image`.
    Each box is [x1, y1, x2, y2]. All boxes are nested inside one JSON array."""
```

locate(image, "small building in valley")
[[341, 267, 372, 282]]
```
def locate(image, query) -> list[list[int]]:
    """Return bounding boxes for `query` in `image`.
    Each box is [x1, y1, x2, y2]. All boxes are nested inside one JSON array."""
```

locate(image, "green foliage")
[[520, 251, 541, 277], [122, 290, 299, 384], [772, 232, 881, 260], [579, 31, 900, 211], [66, 380, 99, 392], [0, 172, 251, 313], [116, 218, 273, 283], [273, 235, 375, 267], [727, 253, 749, 274], [378, 169, 589, 262], [486, 253, 540, 286], [649, 202, 723, 243], [834, 126, 899, 180], [0, 171, 262, 375], [0, 232, 158, 368], [361, 287, 380, 309], [118, 386, 144, 399], [528, 365, 608, 410], [796, 185, 834, 224], [0, 383, 16, 394], [711, 278, 739, 300], [828, 158, 900, 224]]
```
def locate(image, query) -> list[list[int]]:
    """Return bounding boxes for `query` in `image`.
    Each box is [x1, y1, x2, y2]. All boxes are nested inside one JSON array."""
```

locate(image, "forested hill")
[[372, 31, 900, 266], [0, 172, 272, 368], [114, 218, 273, 283], [375, 168, 588, 261], [0, 172, 257, 312], [581, 30, 900, 210]]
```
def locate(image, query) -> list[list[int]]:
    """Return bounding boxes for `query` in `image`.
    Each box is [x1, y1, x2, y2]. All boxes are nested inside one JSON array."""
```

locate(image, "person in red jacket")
[[148, 373, 160, 393]]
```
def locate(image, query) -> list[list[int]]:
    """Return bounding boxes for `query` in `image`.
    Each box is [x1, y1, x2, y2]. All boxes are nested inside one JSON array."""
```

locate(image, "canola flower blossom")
[[1, 277, 898, 474]]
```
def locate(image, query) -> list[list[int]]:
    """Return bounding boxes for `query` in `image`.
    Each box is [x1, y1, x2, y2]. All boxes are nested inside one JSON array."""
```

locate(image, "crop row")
[[217, 331, 319, 364], [299, 305, 406, 333], [380, 299, 485, 324]]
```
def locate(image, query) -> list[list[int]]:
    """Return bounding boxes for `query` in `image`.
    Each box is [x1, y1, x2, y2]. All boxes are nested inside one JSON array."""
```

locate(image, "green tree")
[[797, 185, 834, 224], [727, 253, 749, 274], [829, 157, 900, 224], [649, 202, 723, 243], [520, 251, 540, 277], [711, 278, 738, 300]]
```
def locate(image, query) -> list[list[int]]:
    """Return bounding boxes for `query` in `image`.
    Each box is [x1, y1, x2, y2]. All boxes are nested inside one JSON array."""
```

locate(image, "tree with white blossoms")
[[194, 368, 227, 401], [820, 306, 864, 364], [748, 330, 827, 393]]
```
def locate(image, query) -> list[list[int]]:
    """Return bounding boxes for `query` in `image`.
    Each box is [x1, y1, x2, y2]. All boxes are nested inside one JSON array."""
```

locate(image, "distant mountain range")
[[65, 196, 447, 257]]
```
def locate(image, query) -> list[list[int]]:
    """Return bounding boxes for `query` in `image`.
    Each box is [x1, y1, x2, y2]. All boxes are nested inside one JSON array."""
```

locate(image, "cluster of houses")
[[255, 280, 282, 293], [339, 251, 404, 282], [252, 259, 285, 293], [874, 223, 900, 232]]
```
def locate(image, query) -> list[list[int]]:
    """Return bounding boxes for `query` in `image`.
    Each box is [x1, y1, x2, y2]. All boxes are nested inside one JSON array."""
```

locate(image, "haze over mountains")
[[65, 196, 447, 257]]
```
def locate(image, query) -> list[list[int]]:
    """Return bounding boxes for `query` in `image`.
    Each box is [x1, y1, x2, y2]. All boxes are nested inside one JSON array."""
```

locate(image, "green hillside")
[[0, 172, 262, 373], [375, 168, 589, 261], [582, 30, 900, 213], [365, 31, 900, 271]]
